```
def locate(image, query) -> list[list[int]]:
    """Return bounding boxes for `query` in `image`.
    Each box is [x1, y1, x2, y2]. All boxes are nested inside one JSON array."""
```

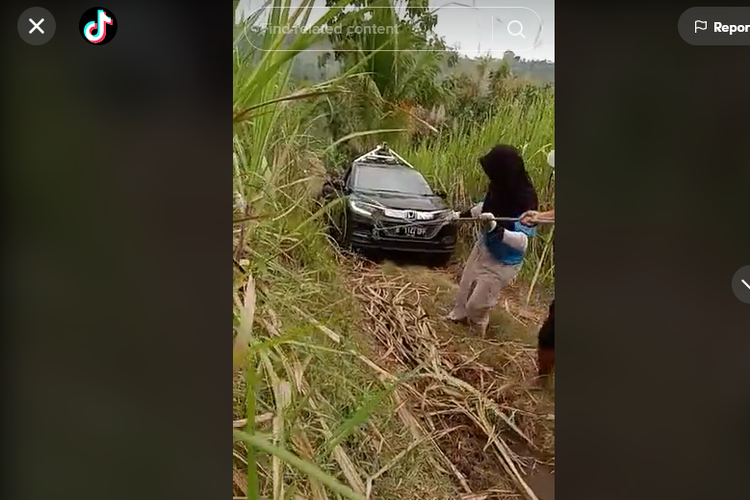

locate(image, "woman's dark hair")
[[479, 145, 538, 228]]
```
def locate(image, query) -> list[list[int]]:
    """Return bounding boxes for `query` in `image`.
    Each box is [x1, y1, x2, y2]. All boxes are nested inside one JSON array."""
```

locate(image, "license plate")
[[389, 225, 427, 237]]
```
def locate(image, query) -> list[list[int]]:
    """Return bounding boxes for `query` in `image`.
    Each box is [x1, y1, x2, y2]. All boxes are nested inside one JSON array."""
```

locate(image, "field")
[[232, 2, 555, 499]]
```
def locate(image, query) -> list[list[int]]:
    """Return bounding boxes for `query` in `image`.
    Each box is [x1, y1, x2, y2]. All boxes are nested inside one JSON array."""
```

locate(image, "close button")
[[17, 7, 56, 45], [731, 266, 750, 304]]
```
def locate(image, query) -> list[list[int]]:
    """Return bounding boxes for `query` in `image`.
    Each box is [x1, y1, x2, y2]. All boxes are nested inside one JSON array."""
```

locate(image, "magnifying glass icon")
[[507, 20, 525, 38]]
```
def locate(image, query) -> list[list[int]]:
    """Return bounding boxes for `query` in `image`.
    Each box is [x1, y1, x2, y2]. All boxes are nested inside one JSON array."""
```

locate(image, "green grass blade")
[[234, 430, 367, 500], [318, 379, 400, 461], [244, 363, 260, 499]]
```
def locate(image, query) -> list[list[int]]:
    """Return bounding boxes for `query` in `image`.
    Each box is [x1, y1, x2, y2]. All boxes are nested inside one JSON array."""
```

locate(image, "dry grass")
[[232, 253, 555, 500], [232, 260, 462, 500], [344, 257, 555, 499]]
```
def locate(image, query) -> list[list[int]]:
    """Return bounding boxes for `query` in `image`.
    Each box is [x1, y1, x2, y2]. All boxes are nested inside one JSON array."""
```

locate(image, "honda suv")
[[320, 144, 457, 266]]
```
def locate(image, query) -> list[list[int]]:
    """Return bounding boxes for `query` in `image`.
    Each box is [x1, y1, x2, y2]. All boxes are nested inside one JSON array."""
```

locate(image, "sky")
[[236, 0, 555, 61]]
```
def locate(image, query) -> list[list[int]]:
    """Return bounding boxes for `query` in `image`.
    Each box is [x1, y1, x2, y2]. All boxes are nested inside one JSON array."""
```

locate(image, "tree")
[[320, 0, 451, 150]]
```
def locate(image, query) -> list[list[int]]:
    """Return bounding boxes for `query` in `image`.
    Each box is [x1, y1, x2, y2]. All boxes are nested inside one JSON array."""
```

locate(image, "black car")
[[320, 144, 457, 266]]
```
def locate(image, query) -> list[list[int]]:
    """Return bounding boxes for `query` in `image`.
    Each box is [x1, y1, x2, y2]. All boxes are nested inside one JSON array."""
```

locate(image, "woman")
[[447, 144, 539, 336]]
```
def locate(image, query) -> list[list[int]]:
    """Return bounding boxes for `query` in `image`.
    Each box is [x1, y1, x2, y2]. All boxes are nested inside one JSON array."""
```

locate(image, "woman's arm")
[[486, 224, 529, 252], [498, 228, 529, 252], [540, 209, 554, 221], [520, 209, 554, 225], [480, 213, 530, 252]]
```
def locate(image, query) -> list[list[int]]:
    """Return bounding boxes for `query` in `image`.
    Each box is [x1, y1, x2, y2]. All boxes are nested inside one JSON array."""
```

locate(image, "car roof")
[[351, 143, 416, 169], [352, 162, 428, 184], [353, 161, 414, 171]]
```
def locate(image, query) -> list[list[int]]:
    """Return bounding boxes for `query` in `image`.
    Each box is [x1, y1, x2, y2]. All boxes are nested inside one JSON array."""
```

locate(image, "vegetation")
[[233, 1, 554, 499], [285, 42, 554, 88]]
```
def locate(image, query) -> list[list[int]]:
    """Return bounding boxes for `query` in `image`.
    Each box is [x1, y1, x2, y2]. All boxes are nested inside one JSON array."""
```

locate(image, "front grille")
[[382, 208, 441, 220]]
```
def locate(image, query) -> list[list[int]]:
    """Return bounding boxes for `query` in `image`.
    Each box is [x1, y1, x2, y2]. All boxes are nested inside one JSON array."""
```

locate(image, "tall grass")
[[233, 2, 555, 498], [401, 90, 556, 291], [233, 2, 369, 499], [233, 2, 460, 499]]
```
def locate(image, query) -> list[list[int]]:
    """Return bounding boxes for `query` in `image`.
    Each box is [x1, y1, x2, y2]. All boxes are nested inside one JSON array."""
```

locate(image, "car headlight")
[[349, 200, 379, 217]]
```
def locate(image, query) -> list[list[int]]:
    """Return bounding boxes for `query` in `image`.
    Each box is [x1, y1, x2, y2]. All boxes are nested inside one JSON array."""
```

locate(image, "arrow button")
[[732, 266, 750, 304]]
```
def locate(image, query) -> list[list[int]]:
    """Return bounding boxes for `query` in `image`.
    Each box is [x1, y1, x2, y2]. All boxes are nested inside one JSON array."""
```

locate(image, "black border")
[[557, 2, 750, 498], [3, 1, 226, 498]]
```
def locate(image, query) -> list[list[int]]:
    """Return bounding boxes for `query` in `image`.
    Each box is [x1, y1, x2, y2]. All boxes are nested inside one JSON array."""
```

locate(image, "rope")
[[371, 216, 553, 234]]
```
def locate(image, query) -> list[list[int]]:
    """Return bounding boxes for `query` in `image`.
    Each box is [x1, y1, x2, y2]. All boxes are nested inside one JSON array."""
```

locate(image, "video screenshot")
[[5, 2, 748, 500], [233, 1, 555, 498]]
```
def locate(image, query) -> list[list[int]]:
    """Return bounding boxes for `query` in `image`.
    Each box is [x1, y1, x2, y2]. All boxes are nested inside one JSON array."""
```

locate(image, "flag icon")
[[695, 20, 707, 33]]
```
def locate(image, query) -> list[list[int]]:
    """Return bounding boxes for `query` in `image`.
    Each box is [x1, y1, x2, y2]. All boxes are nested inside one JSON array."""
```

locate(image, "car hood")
[[352, 190, 448, 212]]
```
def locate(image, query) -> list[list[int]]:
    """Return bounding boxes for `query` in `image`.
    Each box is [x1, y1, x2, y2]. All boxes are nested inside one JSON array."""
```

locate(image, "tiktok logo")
[[79, 7, 118, 45]]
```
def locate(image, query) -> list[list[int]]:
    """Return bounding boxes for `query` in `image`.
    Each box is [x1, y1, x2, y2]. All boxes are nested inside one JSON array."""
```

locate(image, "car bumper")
[[350, 229, 456, 254]]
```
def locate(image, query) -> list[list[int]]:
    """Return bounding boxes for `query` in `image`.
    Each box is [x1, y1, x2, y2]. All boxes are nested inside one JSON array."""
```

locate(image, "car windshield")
[[352, 164, 433, 196]]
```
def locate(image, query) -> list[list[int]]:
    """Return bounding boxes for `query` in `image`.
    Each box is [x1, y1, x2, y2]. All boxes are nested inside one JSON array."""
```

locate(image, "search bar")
[[240, 6, 545, 53], [678, 7, 750, 45]]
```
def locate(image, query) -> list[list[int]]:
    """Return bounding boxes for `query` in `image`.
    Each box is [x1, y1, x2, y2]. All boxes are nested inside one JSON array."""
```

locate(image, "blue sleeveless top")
[[482, 222, 536, 266]]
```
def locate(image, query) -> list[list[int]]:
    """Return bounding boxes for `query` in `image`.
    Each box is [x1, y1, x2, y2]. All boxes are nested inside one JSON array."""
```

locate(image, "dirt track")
[[346, 257, 555, 500]]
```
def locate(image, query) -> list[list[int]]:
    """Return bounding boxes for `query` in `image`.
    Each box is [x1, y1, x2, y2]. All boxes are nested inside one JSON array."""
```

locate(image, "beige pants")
[[449, 240, 521, 335]]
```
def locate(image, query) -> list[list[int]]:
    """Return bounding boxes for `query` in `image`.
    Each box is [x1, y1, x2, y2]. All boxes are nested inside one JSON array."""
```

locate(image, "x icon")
[[29, 18, 44, 34]]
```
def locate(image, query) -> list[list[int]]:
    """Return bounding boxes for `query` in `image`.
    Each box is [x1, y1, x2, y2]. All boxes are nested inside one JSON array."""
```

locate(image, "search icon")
[[507, 20, 525, 38]]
